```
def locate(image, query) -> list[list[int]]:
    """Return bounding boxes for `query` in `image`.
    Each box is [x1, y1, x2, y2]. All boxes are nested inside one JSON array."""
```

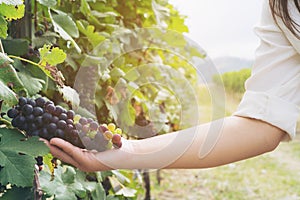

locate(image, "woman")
[[46, 0, 300, 172]]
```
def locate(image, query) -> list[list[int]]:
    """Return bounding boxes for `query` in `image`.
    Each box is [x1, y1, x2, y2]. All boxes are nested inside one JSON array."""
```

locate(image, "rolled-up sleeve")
[[233, 0, 300, 140]]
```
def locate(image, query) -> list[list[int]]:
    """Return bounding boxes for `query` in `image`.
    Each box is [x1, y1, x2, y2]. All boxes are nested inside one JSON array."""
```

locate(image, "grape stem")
[[33, 168, 43, 200], [8, 55, 41, 67]]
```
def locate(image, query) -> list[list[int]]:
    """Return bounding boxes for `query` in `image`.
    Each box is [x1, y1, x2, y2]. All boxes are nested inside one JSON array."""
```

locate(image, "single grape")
[[66, 119, 73, 124], [66, 124, 74, 132], [112, 134, 121, 144], [59, 113, 68, 121], [82, 124, 90, 133], [55, 129, 64, 138], [27, 99, 36, 107], [22, 104, 33, 115], [35, 97, 46, 107], [79, 117, 87, 125], [113, 141, 122, 149], [40, 128, 50, 140], [31, 130, 40, 137], [115, 128, 122, 135], [32, 107, 44, 116], [75, 123, 82, 131], [54, 106, 64, 116], [47, 123, 57, 134], [45, 104, 56, 114], [42, 112, 52, 123], [57, 120, 67, 129], [87, 118, 93, 123], [18, 97, 27, 106], [26, 114, 35, 122], [7, 108, 19, 118], [90, 121, 98, 131], [107, 123, 116, 132], [11, 118, 18, 127], [98, 124, 108, 133], [35, 116, 43, 127], [17, 115, 26, 125], [51, 116, 59, 124], [45, 101, 54, 107], [28, 123, 37, 131], [66, 110, 75, 119], [103, 131, 113, 140]]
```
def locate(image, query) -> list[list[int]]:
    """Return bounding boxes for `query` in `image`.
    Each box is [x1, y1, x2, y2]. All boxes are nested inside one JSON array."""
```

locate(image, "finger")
[[50, 138, 80, 158], [48, 143, 80, 168]]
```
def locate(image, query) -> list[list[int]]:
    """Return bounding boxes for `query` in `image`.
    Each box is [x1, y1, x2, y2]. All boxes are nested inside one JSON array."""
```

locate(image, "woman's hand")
[[43, 138, 109, 172]]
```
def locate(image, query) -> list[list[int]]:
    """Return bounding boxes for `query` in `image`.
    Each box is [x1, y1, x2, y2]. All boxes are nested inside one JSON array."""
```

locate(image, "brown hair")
[[269, 0, 300, 38]]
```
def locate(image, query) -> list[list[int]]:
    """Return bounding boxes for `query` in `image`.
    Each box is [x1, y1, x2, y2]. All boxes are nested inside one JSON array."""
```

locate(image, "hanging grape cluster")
[[7, 97, 122, 152]]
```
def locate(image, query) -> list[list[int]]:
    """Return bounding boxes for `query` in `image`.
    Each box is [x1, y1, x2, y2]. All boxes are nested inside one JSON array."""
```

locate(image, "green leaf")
[[0, 0, 23, 6], [1, 186, 33, 200], [39, 44, 67, 66], [0, 3, 24, 20], [17, 71, 45, 96], [80, 0, 90, 15], [40, 166, 103, 200], [0, 15, 7, 38], [49, 9, 81, 53], [0, 128, 49, 187], [0, 53, 27, 96], [76, 21, 106, 47], [37, 0, 57, 7], [57, 86, 80, 109], [2, 39, 30, 56]]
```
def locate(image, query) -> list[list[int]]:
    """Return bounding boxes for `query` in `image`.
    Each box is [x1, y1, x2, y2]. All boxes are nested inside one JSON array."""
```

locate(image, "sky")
[[169, 0, 264, 59]]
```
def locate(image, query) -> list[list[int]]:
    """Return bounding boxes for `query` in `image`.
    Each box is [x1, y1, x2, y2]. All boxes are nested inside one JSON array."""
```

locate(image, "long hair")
[[269, 0, 300, 38]]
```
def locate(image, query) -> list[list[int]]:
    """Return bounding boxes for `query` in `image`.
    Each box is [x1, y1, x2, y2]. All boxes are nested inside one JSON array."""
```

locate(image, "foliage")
[[0, 0, 205, 199], [213, 68, 251, 94]]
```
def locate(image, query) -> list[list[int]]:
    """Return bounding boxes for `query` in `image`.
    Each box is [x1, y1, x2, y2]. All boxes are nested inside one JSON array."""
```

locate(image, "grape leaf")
[[0, 186, 33, 200], [40, 166, 104, 200], [37, 0, 57, 7], [0, 15, 7, 38], [0, 128, 49, 187], [0, 81, 17, 106], [0, 0, 23, 6], [57, 86, 80, 109], [0, 3, 25, 20], [39, 45, 67, 66], [76, 21, 106, 47], [49, 9, 81, 53]]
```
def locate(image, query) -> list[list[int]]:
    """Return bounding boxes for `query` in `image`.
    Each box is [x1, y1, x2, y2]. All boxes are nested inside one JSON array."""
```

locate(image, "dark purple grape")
[[18, 97, 27, 106], [90, 121, 98, 131], [16, 115, 26, 124], [28, 123, 37, 131], [51, 116, 59, 124], [47, 123, 57, 134], [45, 104, 56, 114], [42, 112, 52, 123], [40, 128, 50, 140], [59, 113, 68, 121], [79, 117, 87, 125], [55, 129, 64, 138], [45, 101, 54, 107], [33, 107, 43, 116], [26, 114, 35, 122], [35, 116, 43, 127], [54, 106, 63, 116], [7, 108, 19, 118], [27, 99, 36, 107], [31, 130, 40, 137], [57, 120, 67, 129], [22, 104, 33, 115], [66, 124, 74, 132], [11, 118, 18, 127], [35, 97, 46, 107], [19, 123, 28, 131], [66, 119, 73, 124], [87, 118, 93, 123], [67, 110, 75, 119]]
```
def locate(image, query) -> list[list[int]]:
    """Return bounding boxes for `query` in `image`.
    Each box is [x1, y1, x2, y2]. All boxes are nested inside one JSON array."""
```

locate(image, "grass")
[[147, 85, 300, 200]]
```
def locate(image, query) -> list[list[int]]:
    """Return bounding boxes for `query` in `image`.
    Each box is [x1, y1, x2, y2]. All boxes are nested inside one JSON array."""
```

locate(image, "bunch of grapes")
[[7, 97, 122, 152]]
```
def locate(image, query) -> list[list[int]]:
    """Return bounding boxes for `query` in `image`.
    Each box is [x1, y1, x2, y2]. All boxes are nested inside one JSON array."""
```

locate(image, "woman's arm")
[[47, 116, 285, 172]]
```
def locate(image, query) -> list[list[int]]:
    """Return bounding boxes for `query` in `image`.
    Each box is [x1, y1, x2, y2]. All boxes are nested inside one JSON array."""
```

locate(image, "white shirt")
[[234, 0, 300, 140]]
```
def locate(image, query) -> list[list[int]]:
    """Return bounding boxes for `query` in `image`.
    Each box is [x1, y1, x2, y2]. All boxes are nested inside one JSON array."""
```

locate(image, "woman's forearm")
[[95, 116, 285, 170]]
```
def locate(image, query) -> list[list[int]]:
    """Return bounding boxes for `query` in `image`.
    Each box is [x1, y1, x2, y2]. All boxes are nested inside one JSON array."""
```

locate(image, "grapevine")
[[7, 97, 123, 152]]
